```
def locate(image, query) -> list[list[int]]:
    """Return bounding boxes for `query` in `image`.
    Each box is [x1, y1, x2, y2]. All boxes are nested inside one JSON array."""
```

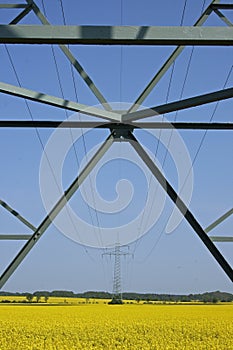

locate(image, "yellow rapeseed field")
[[0, 303, 232, 349]]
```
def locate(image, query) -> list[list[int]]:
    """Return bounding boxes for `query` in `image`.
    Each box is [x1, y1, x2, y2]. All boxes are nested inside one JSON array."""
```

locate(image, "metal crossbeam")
[[0, 235, 32, 240], [0, 121, 233, 130], [0, 82, 121, 122], [211, 3, 233, 10], [0, 133, 114, 289], [0, 25, 233, 45], [210, 236, 233, 242], [123, 87, 233, 122], [125, 132, 233, 282], [0, 4, 28, 8]]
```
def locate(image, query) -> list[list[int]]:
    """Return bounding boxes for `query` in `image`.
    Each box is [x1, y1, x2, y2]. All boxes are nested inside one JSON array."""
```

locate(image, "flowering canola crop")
[[0, 303, 232, 349]]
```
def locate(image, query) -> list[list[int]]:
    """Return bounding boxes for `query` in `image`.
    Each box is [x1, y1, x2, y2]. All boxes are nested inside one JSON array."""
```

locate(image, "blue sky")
[[0, 0, 232, 294]]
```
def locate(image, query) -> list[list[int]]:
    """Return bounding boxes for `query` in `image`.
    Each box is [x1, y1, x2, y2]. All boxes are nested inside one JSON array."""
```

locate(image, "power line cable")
[[57, 0, 109, 275], [40, 0, 100, 257], [138, 57, 233, 265], [134, 0, 232, 264], [178, 64, 233, 195], [132, 0, 189, 257], [141, 0, 209, 238], [4, 43, 90, 254]]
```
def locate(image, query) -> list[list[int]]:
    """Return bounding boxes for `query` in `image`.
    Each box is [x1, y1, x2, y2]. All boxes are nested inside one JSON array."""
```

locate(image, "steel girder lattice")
[[0, 0, 232, 289]]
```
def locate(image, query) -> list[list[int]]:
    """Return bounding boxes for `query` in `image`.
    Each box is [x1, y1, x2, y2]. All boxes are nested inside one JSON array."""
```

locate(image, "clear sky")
[[0, 0, 232, 294]]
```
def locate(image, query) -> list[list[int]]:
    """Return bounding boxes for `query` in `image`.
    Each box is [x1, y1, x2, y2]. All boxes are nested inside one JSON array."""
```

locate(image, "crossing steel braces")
[[0, 0, 232, 288]]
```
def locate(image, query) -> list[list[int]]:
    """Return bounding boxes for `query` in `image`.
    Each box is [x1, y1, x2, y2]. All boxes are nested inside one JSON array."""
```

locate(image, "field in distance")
[[1, 295, 230, 305], [0, 302, 233, 349]]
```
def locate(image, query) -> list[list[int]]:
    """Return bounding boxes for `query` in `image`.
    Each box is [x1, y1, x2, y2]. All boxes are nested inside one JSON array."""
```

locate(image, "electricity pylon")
[[103, 243, 131, 304]]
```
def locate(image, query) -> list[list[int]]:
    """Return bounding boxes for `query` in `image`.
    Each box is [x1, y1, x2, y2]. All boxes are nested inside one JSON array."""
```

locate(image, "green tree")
[[26, 293, 33, 303]]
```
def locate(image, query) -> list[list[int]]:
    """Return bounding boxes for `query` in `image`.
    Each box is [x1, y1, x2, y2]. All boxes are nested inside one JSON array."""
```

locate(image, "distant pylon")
[[111, 243, 122, 304], [103, 243, 131, 304]]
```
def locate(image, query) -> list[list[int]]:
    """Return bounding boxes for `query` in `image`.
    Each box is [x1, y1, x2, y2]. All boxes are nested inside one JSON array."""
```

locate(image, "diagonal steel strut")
[[126, 131, 233, 282], [0, 82, 121, 122], [9, 4, 32, 24], [123, 87, 233, 122], [205, 208, 233, 233], [0, 199, 36, 232], [26, 0, 112, 111], [0, 132, 114, 289], [128, 0, 217, 113]]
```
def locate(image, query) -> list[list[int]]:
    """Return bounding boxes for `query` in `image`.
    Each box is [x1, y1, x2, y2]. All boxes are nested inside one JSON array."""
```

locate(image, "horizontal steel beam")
[[210, 236, 233, 242], [0, 82, 121, 122], [0, 4, 28, 8], [0, 120, 233, 130], [0, 25, 233, 45], [0, 235, 32, 240], [211, 4, 233, 10], [123, 87, 233, 121]]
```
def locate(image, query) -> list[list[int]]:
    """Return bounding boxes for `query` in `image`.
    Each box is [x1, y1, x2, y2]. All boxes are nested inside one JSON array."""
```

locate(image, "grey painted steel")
[[128, 0, 215, 113], [0, 25, 233, 45], [0, 133, 114, 289], [211, 3, 233, 10], [123, 87, 233, 122], [0, 4, 28, 8], [0, 199, 36, 231], [27, 0, 112, 111], [127, 132, 233, 282], [0, 235, 32, 240], [9, 6, 32, 25], [210, 236, 233, 242], [0, 120, 233, 130], [205, 208, 233, 233], [0, 0, 232, 288], [213, 9, 233, 26], [0, 82, 121, 122]]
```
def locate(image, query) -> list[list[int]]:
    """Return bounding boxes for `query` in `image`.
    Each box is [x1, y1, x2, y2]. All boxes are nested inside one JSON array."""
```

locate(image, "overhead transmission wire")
[[57, 0, 107, 258], [137, 72, 233, 264], [3, 44, 91, 268], [57, 0, 110, 280], [148, 0, 207, 201], [179, 64, 233, 195], [60, 0, 104, 245], [4, 11, 93, 260], [131, 0, 189, 260], [118, 0, 133, 292], [135, 0, 232, 264], [4, 44, 64, 211], [38, 0, 96, 261]]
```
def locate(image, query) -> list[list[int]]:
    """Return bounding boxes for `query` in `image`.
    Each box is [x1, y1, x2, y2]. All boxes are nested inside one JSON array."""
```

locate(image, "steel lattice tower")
[[111, 244, 122, 304], [0, 0, 232, 289], [103, 244, 131, 304]]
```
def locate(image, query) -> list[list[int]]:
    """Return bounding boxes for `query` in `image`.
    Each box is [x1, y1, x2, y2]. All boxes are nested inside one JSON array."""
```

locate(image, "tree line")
[[0, 290, 232, 303]]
